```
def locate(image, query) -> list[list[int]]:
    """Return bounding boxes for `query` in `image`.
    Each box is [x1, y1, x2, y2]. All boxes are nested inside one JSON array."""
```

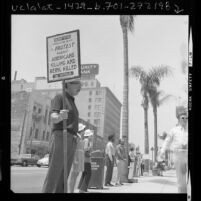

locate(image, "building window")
[[46, 132, 50, 141], [30, 127, 32, 137], [94, 119, 100, 126], [85, 82, 88, 87], [87, 119, 90, 123], [95, 105, 101, 110], [35, 129, 39, 139], [88, 112, 91, 117], [91, 81, 94, 86], [81, 81, 84, 87], [42, 131, 45, 140], [96, 90, 102, 95], [20, 84, 23, 90], [95, 98, 102, 102], [89, 91, 92, 96], [48, 112, 51, 125], [88, 105, 91, 110], [89, 98, 92, 102], [33, 106, 37, 112], [94, 112, 101, 118], [44, 108, 48, 123], [38, 108, 42, 114]]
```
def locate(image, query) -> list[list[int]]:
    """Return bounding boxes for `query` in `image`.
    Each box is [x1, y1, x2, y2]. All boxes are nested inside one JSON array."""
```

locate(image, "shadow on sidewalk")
[[147, 178, 177, 186]]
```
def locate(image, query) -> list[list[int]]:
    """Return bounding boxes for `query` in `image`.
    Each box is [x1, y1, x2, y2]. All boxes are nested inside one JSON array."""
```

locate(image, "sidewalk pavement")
[[74, 168, 178, 193]]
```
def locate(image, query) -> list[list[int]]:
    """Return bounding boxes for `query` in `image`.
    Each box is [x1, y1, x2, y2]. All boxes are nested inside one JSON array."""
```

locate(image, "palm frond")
[[120, 15, 135, 32], [158, 94, 174, 106], [129, 66, 147, 81], [128, 15, 135, 32], [148, 65, 172, 86]]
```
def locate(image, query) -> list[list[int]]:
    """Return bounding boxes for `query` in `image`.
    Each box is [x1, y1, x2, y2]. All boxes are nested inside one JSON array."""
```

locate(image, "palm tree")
[[120, 15, 134, 181], [129, 65, 171, 159], [148, 87, 173, 162]]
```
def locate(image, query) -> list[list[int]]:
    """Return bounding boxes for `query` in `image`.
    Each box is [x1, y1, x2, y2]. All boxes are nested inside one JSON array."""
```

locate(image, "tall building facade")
[[76, 78, 122, 145], [11, 90, 52, 158]]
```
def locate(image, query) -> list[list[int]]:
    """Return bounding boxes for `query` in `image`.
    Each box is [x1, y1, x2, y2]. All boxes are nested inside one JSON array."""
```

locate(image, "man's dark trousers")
[[78, 162, 92, 192], [105, 155, 114, 185], [42, 130, 77, 193]]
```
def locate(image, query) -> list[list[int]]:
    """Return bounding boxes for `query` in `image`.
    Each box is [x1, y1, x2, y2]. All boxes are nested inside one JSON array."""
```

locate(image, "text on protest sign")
[[47, 30, 81, 83]]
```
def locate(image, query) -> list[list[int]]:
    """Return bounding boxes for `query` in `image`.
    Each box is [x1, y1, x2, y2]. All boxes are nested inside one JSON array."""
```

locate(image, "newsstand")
[[88, 150, 105, 189]]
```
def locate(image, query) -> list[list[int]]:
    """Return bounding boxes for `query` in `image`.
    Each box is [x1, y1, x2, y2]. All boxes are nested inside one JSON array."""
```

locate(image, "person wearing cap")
[[42, 80, 81, 193], [159, 105, 188, 193], [68, 123, 86, 193], [78, 129, 94, 193]]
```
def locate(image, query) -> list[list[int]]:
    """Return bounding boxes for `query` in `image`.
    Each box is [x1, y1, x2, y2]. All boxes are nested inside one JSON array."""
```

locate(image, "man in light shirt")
[[105, 134, 116, 186], [115, 139, 126, 185], [159, 106, 188, 193]]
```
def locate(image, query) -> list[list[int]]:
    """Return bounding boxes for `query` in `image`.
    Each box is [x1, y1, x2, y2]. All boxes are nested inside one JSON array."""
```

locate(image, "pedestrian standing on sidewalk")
[[78, 129, 94, 193], [159, 105, 188, 193], [138, 153, 143, 177], [115, 139, 126, 185], [141, 159, 145, 176], [104, 134, 116, 186], [42, 80, 81, 193], [68, 123, 86, 193], [128, 147, 135, 179]]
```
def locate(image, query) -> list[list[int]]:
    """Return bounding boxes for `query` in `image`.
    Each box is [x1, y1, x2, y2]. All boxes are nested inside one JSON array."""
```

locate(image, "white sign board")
[[46, 30, 81, 83]]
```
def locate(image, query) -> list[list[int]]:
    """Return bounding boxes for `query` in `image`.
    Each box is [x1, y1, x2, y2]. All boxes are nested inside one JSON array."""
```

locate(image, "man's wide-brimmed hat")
[[84, 129, 94, 137], [176, 106, 187, 119], [78, 123, 86, 132]]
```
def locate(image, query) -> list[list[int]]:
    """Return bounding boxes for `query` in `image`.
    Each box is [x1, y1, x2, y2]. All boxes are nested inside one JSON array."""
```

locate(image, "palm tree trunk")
[[121, 25, 129, 182], [122, 27, 129, 156], [144, 105, 150, 173], [144, 107, 149, 154], [153, 107, 158, 162]]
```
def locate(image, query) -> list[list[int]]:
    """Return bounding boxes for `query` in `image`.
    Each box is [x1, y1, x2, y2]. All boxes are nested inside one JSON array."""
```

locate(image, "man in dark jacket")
[[42, 80, 81, 193]]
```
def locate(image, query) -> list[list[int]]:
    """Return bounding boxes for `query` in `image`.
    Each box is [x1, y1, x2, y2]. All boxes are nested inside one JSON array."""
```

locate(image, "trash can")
[[88, 150, 105, 189], [152, 168, 160, 176]]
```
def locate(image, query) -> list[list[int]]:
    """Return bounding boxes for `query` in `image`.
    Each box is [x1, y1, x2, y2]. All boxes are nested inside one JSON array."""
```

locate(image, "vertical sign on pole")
[[47, 30, 81, 193]]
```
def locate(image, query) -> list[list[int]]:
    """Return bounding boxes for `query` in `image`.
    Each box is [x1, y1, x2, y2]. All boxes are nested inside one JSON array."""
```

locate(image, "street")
[[11, 166, 47, 193], [11, 166, 178, 193]]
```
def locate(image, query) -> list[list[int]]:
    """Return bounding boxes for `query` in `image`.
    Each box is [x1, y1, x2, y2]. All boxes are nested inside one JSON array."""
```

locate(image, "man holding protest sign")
[[42, 80, 81, 193]]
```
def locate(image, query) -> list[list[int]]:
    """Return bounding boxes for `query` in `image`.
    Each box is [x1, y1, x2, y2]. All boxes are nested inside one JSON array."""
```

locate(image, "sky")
[[12, 15, 189, 156]]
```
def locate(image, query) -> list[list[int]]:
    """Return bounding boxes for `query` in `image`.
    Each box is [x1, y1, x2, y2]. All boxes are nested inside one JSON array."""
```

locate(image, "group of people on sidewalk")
[[40, 79, 189, 194], [104, 135, 145, 187]]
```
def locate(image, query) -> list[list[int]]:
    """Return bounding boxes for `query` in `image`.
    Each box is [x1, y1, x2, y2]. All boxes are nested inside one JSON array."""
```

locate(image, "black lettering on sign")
[[50, 68, 62, 74], [51, 61, 65, 67]]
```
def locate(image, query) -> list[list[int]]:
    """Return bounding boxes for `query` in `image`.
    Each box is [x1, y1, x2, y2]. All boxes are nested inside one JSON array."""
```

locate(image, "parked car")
[[11, 154, 40, 167], [37, 154, 49, 167]]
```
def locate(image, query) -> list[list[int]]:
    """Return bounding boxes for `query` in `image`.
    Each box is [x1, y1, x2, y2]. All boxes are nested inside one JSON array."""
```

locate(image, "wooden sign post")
[[47, 30, 81, 193]]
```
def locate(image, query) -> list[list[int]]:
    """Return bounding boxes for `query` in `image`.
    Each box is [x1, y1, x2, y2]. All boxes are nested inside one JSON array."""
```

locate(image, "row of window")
[[33, 105, 51, 125], [88, 98, 102, 103], [89, 90, 102, 96], [30, 127, 50, 141], [88, 105, 102, 110], [88, 112, 102, 118], [82, 81, 94, 87], [87, 118, 101, 126]]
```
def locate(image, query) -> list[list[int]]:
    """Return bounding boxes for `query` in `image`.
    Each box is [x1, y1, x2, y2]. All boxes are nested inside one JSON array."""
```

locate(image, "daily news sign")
[[46, 30, 81, 83]]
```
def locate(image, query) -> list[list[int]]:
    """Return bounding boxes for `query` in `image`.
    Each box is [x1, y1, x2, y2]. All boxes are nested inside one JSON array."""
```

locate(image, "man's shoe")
[[108, 183, 114, 186]]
